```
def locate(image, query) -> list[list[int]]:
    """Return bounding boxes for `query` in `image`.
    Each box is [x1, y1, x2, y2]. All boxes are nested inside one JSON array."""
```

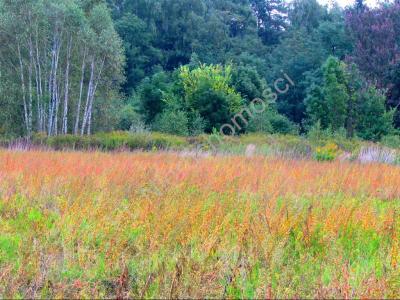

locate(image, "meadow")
[[0, 150, 399, 298]]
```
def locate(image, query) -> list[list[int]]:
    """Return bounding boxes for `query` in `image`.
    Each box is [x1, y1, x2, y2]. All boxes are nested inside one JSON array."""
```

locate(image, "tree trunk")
[[53, 36, 61, 135], [86, 57, 105, 135], [17, 43, 29, 135], [74, 47, 87, 135], [48, 37, 56, 136], [35, 25, 44, 132], [81, 58, 95, 135], [28, 35, 34, 136], [62, 36, 72, 134], [34, 47, 41, 132]]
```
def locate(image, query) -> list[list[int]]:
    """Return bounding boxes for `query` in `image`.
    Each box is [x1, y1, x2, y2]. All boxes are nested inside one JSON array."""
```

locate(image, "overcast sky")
[[317, 0, 378, 8]]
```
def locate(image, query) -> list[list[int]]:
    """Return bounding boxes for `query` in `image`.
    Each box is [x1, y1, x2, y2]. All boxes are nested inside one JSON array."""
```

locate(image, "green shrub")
[[247, 109, 298, 135], [152, 110, 189, 136], [314, 143, 340, 161], [307, 123, 360, 153], [117, 105, 144, 131], [356, 87, 396, 142], [269, 113, 299, 135], [0, 137, 9, 148], [95, 132, 130, 150], [380, 134, 400, 149], [48, 135, 82, 150], [238, 133, 270, 145], [246, 111, 273, 134], [147, 132, 187, 150], [189, 112, 206, 136], [271, 135, 313, 158], [31, 131, 189, 151], [307, 121, 332, 145], [32, 132, 47, 145]]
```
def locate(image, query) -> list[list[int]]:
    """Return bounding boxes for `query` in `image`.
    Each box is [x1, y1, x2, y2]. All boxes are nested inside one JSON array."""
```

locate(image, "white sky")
[[317, 0, 378, 8]]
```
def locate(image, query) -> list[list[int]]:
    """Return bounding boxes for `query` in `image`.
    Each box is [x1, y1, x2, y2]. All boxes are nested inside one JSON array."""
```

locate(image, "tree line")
[[0, 0, 399, 142]]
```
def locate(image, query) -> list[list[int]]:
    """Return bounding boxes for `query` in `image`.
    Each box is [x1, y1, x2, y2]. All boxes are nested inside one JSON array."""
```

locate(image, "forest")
[[0, 0, 399, 142]]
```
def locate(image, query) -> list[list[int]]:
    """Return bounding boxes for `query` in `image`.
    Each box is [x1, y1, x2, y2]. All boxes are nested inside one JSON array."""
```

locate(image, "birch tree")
[[0, 0, 124, 137], [79, 3, 124, 135]]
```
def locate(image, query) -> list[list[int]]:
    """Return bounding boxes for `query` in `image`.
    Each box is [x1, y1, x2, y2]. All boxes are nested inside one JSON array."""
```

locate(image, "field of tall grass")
[[0, 150, 399, 298]]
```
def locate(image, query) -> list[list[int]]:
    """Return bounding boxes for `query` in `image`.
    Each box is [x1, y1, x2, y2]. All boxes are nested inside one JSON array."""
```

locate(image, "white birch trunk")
[[86, 56, 105, 135], [35, 25, 44, 132], [74, 47, 87, 135], [62, 36, 72, 134], [28, 35, 34, 136], [17, 43, 29, 134], [48, 38, 56, 136], [53, 37, 61, 135], [81, 58, 95, 135]]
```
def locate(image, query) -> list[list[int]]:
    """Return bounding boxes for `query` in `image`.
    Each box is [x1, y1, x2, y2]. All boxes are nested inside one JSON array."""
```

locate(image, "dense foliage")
[[0, 0, 399, 143]]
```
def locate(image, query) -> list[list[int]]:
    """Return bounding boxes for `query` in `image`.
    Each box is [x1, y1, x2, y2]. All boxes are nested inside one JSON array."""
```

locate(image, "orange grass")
[[0, 150, 399, 298]]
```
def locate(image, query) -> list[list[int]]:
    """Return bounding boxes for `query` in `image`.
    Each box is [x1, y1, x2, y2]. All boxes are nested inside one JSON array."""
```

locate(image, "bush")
[[271, 135, 313, 158], [307, 121, 332, 145], [190, 84, 236, 132], [152, 110, 189, 136], [146, 132, 188, 150], [356, 87, 396, 142], [380, 134, 400, 149], [246, 110, 273, 133], [94, 132, 132, 150], [118, 105, 148, 133], [247, 109, 298, 135], [31, 132, 189, 151], [48, 135, 83, 150], [269, 113, 299, 135], [189, 112, 206, 136], [307, 123, 360, 153], [118, 105, 139, 131], [314, 143, 340, 161], [238, 133, 270, 145]]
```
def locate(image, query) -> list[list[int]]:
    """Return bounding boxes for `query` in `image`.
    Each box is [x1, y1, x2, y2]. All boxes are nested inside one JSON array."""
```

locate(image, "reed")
[[0, 150, 399, 298]]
